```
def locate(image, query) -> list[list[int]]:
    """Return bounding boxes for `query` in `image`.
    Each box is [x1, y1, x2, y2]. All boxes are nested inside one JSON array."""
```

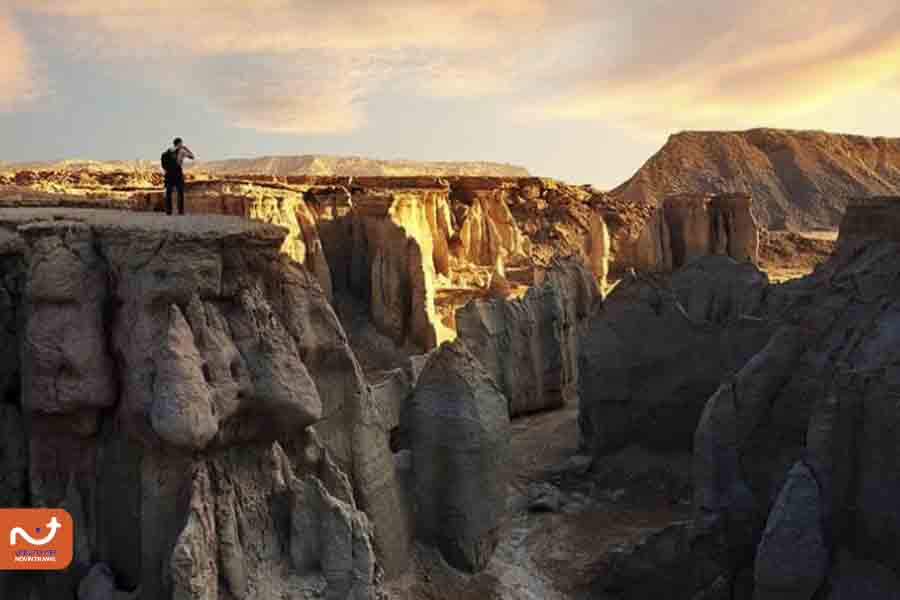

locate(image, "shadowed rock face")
[[409, 342, 510, 573], [837, 196, 900, 243], [582, 197, 900, 597], [578, 256, 771, 457], [0, 208, 406, 600], [456, 257, 597, 417]]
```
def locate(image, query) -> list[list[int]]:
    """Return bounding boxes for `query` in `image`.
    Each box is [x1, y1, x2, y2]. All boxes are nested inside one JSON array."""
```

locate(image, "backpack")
[[161, 149, 179, 174]]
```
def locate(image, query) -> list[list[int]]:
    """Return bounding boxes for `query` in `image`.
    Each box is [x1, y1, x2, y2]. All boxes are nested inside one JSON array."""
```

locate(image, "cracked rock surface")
[[0, 208, 403, 600]]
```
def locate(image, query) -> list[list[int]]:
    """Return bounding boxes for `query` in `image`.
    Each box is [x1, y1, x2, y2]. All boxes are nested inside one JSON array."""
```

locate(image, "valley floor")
[[385, 401, 692, 600]]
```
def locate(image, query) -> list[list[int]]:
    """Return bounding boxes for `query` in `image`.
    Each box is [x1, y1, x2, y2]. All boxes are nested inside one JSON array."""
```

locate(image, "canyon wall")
[[457, 257, 597, 417], [0, 208, 408, 599], [581, 195, 900, 598], [622, 192, 760, 272], [130, 181, 333, 301]]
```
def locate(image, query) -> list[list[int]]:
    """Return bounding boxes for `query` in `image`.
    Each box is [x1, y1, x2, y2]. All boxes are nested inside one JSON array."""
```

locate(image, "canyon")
[[1, 128, 898, 600]]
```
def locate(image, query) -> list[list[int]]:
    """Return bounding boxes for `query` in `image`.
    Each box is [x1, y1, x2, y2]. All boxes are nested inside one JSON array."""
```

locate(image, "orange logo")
[[0, 509, 73, 570]]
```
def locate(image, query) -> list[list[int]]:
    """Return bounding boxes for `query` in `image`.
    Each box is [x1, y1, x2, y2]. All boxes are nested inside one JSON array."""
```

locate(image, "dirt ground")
[[758, 229, 837, 283], [384, 402, 692, 600]]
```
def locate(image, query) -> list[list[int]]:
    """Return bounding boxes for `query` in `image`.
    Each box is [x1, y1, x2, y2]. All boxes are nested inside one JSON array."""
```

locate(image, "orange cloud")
[[201, 53, 372, 134], [9, 0, 900, 136], [11, 0, 556, 132], [14, 1, 552, 54], [0, 12, 40, 111], [534, 1, 900, 133]]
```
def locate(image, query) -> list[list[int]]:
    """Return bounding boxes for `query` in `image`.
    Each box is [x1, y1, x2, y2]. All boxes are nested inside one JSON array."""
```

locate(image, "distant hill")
[[609, 129, 900, 230], [4, 160, 156, 173], [191, 155, 530, 177], [5, 156, 529, 178]]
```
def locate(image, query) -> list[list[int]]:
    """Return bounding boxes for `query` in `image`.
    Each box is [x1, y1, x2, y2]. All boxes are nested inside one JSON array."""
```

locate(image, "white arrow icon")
[[10, 517, 62, 546]]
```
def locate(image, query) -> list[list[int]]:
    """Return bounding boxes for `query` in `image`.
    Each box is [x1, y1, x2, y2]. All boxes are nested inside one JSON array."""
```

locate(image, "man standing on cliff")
[[161, 137, 195, 215]]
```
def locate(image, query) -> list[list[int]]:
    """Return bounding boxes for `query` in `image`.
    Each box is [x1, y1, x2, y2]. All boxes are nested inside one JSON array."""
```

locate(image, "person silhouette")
[[161, 137, 195, 215]]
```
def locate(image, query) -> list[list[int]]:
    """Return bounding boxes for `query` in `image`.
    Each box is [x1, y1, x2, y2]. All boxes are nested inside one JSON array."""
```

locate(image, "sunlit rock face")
[[319, 185, 452, 352], [0, 208, 406, 600], [450, 178, 531, 268], [131, 180, 333, 301], [2, 174, 617, 355]]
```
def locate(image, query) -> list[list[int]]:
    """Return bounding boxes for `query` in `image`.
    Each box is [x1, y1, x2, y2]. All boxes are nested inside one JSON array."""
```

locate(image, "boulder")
[[409, 342, 510, 572], [753, 462, 828, 600]]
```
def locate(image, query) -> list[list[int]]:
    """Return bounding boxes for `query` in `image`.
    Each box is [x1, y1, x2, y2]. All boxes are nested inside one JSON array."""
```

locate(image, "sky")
[[1, 1, 899, 188]]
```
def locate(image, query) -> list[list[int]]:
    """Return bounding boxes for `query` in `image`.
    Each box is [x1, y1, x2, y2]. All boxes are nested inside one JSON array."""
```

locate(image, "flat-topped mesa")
[[837, 196, 900, 244], [0, 208, 408, 599], [626, 192, 759, 271]]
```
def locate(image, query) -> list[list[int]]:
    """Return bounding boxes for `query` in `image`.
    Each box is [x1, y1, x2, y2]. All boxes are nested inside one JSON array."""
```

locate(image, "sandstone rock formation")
[[456, 257, 596, 417], [0, 208, 407, 600], [320, 187, 448, 351], [609, 128, 900, 231], [409, 342, 510, 572], [450, 178, 530, 266], [131, 180, 333, 301], [623, 192, 760, 271]]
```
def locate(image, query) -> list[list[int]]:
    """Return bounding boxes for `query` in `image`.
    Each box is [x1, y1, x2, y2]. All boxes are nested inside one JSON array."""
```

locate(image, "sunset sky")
[[2, 1, 899, 188]]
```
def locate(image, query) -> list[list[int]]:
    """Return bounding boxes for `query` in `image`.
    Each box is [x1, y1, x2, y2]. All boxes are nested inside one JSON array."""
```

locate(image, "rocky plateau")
[[1, 130, 899, 600]]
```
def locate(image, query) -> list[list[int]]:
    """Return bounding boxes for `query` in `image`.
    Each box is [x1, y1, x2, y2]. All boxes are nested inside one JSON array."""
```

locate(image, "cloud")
[[0, 11, 41, 111], [532, 1, 900, 132], [9, 1, 900, 135], [13, 0, 553, 54], [198, 53, 376, 134], [12, 0, 558, 132]]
